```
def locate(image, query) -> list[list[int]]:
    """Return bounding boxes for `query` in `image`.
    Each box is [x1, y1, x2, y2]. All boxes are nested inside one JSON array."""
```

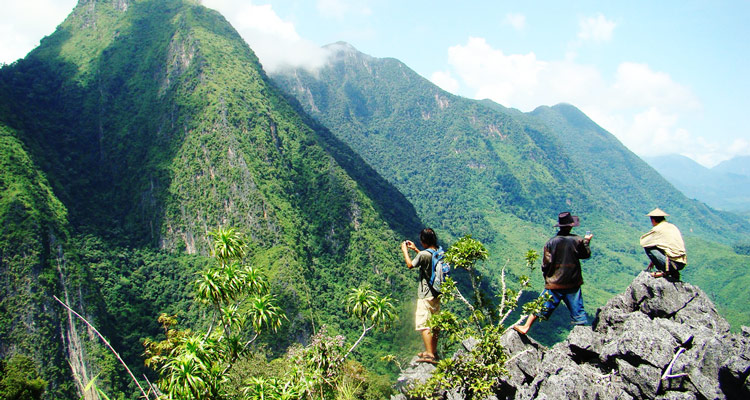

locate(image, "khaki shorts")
[[415, 297, 440, 331]]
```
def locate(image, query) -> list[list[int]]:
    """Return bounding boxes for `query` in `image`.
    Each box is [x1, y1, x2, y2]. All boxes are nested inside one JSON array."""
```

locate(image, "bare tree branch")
[[53, 295, 152, 399]]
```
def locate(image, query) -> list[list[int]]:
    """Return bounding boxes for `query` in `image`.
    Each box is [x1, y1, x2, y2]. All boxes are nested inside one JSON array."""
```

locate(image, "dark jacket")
[[542, 232, 591, 290]]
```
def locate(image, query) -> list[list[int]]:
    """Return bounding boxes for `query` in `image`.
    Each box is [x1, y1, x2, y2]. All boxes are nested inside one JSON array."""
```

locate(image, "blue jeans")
[[538, 287, 587, 325], [644, 247, 682, 281]]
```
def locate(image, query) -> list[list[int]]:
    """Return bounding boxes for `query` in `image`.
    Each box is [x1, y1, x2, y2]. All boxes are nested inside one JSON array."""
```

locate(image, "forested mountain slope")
[[0, 1, 420, 398], [271, 42, 750, 340], [531, 104, 749, 234]]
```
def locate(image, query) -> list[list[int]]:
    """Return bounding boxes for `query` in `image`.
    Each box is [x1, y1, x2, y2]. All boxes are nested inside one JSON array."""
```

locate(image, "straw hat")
[[646, 208, 670, 217]]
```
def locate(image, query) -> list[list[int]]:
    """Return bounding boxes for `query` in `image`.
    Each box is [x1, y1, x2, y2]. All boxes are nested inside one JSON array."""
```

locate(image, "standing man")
[[401, 228, 440, 364], [640, 208, 687, 281], [513, 212, 593, 335]]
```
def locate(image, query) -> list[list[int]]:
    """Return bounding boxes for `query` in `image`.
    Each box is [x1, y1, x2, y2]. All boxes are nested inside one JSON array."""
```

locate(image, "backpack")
[[426, 247, 450, 294]]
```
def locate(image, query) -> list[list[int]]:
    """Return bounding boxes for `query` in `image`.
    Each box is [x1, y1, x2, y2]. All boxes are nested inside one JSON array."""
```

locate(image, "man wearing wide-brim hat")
[[513, 211, 593, 335], [640, 208, 687, 281]]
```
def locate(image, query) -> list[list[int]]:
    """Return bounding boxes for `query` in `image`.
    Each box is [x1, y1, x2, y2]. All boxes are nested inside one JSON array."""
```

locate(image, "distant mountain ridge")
[[715, 155, 750, 177], [644, 154, 750, 213], [271, 41, 750, 342]]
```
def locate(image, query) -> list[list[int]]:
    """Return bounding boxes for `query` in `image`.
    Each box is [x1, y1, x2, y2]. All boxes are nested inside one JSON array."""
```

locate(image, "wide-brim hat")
[[646, 208, 670, 217], [554, 211, 580, 227]]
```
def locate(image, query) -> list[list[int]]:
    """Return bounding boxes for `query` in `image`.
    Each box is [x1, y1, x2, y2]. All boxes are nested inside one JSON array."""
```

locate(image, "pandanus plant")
[[145, 227, 285, 400]]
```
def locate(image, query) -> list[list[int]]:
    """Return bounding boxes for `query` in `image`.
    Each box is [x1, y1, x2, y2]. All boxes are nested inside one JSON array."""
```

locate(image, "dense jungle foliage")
[[0, 0, 421, 398]]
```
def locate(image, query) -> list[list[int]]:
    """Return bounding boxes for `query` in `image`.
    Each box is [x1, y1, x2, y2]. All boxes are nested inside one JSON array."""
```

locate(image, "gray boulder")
[[392, 272, 749, 399]]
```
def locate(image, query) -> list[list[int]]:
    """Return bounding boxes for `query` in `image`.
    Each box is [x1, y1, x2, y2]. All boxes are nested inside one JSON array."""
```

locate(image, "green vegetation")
[[144, 228, 286, 399], [0, 0, 418, 397], [139, 228, 397, 399], [407, 237, 546, 399], [0, 355, 47, 400]]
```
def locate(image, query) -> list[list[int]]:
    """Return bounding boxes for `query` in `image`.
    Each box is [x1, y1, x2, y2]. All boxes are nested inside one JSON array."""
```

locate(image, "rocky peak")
[[394, 272, 750, 399]]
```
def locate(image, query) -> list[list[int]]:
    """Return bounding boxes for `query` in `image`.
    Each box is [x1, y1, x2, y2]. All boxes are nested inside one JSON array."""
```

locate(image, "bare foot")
[[512, 325, 529, 335]]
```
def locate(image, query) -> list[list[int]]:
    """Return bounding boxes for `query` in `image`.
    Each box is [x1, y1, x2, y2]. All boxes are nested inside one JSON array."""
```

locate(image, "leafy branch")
[[410, 236, 542, 399]]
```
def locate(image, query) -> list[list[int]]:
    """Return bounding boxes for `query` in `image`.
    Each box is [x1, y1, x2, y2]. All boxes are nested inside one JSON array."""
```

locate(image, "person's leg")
[[664, 259, 683, 281], [513, 289, 560, 335], [561, 287, 587, 325], [513, 314, 538, 335], [644, 247, 667, 274], [421, 329, 436, 358], [415, 297, 440, 360]]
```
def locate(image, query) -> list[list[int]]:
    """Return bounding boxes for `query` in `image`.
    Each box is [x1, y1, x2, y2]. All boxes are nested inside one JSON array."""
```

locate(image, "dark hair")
[[420, 228, 438, 248], [650, 216, 666, 224]]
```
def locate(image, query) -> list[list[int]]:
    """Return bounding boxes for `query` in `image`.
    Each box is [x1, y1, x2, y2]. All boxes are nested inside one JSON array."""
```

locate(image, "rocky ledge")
[[394, 272, 750, 399]]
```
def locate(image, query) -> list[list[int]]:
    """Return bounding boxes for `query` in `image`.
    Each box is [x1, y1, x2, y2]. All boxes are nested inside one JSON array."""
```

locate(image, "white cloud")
[[688, 138, 750, 167], [577, 13, 616, 43], [203, 0, 331, 72], [446, 37, 546, 108], [0, 0, 77, 64], [728, 138, 750, 155], [445, 37, 606, 111], [441, 37, 742, 167], [504, 13, 526, 31], [430, 70, 459, 94], [612, 62, 700, 111]]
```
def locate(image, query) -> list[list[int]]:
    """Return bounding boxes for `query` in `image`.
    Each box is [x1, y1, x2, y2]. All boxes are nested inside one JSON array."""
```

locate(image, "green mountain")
[[271, 42, 750, 339], [0, 2, 420, 398], [644, 153, 750, 213], [714, 155, 750, 177]]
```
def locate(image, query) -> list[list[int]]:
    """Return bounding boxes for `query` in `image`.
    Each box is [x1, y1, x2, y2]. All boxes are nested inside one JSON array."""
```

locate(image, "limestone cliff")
[[394, 272, 750, 399]]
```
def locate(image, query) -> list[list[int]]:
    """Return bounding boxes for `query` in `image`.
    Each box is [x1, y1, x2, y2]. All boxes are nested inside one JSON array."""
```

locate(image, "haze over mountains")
[[645, 154, 750, 214], [1, 1, 749, 398]]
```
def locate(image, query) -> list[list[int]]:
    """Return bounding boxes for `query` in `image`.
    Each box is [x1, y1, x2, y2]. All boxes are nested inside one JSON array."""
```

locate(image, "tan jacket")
[[640, 221, 687, 264]]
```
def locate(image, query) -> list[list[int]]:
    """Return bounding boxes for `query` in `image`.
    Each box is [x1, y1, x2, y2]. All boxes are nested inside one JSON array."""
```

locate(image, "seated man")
[[640, 208, 687, 281]]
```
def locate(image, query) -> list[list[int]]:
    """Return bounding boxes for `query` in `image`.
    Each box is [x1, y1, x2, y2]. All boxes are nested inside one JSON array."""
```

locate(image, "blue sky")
[[2, 0, 749, 167]]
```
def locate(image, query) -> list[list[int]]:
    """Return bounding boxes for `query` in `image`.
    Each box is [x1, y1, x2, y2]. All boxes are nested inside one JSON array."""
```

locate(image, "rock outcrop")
[[393, 272, 750, 399]]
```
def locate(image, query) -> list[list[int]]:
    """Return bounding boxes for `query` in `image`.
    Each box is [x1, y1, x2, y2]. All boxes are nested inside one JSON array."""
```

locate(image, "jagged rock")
[[615, 357, 662, 398], [498, 329, 545, 389], [599, 312, 678, 368], [393, 356, 438, 397], [565, 325, 605, 360], [392, 272, 750, 399]]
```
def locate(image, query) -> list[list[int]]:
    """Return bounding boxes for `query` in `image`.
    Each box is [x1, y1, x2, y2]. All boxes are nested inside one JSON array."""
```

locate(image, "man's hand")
[[401, 240, 416, 268], [404, 240, 418, 251]]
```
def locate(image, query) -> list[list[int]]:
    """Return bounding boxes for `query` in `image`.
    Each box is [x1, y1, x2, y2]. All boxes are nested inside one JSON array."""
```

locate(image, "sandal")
[[651, 271, 665, 278], [416, 355, 438, 364]]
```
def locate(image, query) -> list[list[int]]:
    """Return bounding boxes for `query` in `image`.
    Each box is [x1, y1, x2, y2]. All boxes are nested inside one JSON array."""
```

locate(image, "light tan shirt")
[[640, 221, 687, 264]]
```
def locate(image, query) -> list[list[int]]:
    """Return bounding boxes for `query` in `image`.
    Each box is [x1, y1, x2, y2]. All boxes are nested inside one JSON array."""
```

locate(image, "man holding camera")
[[401, 228, 440, 364], [513, 212, 593, 335]]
